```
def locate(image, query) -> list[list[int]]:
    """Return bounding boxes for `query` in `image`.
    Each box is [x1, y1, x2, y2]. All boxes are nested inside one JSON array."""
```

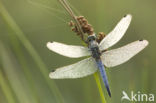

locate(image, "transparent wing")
[[99, 14, 132, 50], [101, 40, 149, 67], [49, 57, 97, 79], [47, 42, 91, 58]]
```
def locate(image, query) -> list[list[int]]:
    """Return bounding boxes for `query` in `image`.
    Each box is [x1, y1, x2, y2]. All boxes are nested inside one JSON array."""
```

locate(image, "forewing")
[[47, 42, 91, 58], [101, 40, 148, 67], [99, 14, 132, 50], [49, 57, 97, 79]]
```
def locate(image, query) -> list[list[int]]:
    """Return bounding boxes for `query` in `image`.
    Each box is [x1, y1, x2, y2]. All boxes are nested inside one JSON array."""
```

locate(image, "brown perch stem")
[[58, 0, 85, 41]]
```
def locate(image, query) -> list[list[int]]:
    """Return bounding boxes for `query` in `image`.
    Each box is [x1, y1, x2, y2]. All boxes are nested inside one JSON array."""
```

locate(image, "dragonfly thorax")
[[87, 35, 101, 60]]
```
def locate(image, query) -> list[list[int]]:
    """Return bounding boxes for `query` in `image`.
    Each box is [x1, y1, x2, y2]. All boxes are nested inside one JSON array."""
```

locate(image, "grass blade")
[[94, 72, 107, 103], [0, 2, 63, 103], [0, 69, 17, 103]]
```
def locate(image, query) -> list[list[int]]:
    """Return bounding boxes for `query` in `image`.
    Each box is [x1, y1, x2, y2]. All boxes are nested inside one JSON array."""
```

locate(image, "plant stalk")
[[0, 2, 63, 103], [94, 72, 107, 103], [58, 0, 85, 41]]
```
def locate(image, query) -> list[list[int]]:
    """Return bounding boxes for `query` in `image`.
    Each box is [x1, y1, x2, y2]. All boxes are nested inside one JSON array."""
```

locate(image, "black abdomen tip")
[[106, 85, 112, 97]]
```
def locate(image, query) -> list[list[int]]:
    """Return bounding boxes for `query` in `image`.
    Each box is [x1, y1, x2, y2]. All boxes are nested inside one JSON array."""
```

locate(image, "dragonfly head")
[[87, 34, 99, 47], [87, 35, 96, 42]]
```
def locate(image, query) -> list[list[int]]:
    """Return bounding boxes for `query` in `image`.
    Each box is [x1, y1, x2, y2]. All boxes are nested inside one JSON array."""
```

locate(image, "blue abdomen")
[[96, 60, 111, 97]]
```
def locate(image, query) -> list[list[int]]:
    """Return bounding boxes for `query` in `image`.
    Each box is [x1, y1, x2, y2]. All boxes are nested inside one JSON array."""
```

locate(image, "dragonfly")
[[47, 14, 149, 97]]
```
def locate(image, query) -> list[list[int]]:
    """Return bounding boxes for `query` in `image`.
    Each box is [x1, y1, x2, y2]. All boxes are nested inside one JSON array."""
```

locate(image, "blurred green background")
[[0, 0, 155, 103]]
